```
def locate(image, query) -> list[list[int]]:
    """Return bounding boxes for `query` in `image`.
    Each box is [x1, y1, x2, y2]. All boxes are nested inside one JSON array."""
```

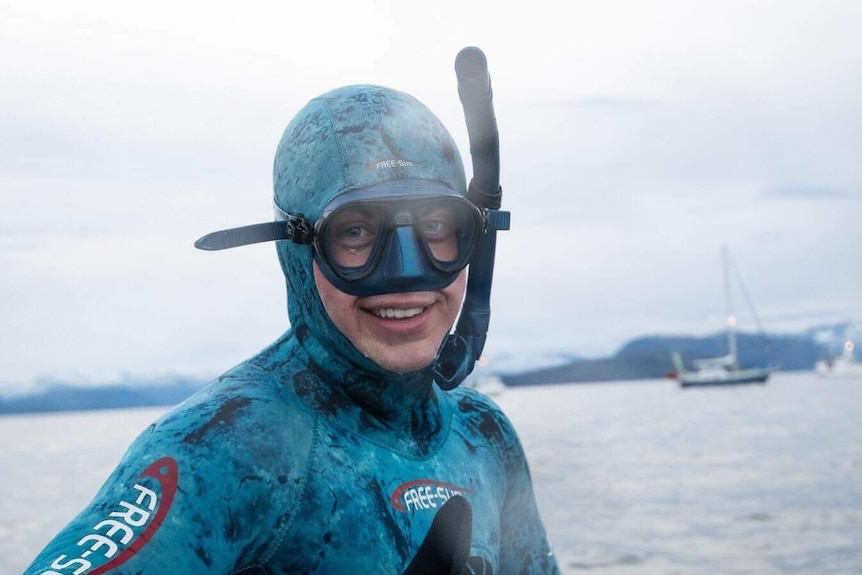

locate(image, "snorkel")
[[433, 46, 508, 390]]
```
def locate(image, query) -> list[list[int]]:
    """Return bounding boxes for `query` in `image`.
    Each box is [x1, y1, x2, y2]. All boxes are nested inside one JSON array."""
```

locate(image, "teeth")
[[373, 307, 424, 319]]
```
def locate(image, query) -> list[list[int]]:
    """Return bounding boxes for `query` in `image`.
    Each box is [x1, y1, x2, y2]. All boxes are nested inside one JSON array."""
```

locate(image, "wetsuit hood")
[[273, 85, 468, 384]]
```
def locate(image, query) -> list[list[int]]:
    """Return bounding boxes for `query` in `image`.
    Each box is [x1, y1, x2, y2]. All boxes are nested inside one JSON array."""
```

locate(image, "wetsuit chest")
[[265, 405, 505, 574]]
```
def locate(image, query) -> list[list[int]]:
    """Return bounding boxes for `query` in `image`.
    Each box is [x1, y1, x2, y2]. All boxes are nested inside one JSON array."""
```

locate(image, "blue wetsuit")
[[22, 328, 559, 574], [23, 84, 560, 575]]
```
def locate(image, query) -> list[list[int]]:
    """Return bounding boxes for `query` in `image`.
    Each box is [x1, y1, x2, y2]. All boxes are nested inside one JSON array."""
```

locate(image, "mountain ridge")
[[500, 330, 820, 387], [1, 324, 852, 415]]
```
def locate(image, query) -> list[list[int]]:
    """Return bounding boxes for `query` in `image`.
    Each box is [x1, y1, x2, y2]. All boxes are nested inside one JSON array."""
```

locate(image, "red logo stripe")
[[390, 478, 473, 511], [88, 457, 178, 575]]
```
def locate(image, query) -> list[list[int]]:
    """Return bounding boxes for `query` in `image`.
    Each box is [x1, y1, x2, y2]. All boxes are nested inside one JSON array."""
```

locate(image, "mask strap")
[[194, 222, 290, 250], [194, 208, 314, 251]]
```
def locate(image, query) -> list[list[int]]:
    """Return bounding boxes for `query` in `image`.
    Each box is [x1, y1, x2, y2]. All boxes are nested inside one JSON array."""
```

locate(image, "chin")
[[374, 349, 438, 375], [381, 359, 434, 375]]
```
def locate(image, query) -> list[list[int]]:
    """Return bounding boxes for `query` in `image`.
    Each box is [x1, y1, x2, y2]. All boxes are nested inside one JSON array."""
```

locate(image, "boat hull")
[[679, 368, 772, 387]]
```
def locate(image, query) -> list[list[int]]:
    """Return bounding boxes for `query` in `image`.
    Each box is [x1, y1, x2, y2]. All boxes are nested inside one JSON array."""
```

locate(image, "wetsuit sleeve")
[[21, 378, 314, 575]]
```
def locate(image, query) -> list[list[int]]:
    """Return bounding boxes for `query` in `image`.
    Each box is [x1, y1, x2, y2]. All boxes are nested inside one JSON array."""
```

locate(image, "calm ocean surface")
[[2, 371, 860, 574]]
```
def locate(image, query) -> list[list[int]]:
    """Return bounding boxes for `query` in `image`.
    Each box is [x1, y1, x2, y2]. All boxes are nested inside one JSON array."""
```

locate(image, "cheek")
[[447, 270, 468, 304], [441, 270, 468, 324], [313, 264, 357, 333]]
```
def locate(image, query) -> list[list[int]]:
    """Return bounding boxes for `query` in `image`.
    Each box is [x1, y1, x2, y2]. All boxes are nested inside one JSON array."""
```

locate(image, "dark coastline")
[[0, 328, 835, 415]]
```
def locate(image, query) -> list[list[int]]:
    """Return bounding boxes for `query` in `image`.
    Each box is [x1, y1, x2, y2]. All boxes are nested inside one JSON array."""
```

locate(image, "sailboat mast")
[[723, 245, 739, 370]]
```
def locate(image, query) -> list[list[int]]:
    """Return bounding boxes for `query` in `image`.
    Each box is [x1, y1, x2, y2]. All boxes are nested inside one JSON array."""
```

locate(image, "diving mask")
[[278, 183, 484, 297]]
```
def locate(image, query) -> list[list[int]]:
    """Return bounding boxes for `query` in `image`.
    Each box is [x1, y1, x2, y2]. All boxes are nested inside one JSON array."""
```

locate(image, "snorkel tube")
[[433, 47, 509, 390]]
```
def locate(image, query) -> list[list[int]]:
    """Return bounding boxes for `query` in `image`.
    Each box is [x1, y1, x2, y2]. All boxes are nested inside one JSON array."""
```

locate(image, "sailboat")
[[674, 246, 774, 388]]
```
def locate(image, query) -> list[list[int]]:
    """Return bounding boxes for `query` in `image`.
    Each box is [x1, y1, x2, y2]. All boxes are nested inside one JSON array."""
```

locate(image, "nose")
[[381, 225, 425, 284]]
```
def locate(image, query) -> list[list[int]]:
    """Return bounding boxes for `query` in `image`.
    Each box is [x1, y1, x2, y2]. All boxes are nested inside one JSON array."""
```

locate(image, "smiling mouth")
[[372, 307, 425, 319]]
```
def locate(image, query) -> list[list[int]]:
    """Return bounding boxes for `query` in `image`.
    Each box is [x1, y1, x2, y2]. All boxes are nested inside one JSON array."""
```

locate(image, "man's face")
[[313, 262, 467, 374]]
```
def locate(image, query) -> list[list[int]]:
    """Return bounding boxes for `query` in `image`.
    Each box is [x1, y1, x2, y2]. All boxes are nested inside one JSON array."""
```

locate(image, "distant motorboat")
[[673, 245, 774, 388], [814, 340, 862, 378]]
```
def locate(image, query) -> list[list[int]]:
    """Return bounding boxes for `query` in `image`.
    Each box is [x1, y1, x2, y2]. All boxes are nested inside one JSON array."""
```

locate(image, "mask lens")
[[416, 199, 476, 270], [321, 205, 384, 273]]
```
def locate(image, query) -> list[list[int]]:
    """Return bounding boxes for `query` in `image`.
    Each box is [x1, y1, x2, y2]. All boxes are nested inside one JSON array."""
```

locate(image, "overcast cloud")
[[2, 0, 860, 391]]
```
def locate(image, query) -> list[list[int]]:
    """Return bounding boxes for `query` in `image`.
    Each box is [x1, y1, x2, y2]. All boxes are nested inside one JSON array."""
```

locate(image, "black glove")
[[402, 495, 473, 575]]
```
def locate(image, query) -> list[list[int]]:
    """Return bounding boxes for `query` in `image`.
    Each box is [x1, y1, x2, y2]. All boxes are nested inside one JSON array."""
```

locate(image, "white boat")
[[673, 246, 774, 388], [815, 340, 862, 378], [674, 352, 772, 386]]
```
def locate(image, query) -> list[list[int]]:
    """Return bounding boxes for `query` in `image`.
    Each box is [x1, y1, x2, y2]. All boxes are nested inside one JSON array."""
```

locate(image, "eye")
[[421, 208, 458, 242], [325, 207, 382, 267], [420, 206, 461, 263], [338, 224, 372, 242], [328, 208, 381, 248]]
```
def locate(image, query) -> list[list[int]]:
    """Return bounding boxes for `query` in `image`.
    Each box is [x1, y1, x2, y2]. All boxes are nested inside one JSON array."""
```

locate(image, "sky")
[[2, 0, 861, 391]]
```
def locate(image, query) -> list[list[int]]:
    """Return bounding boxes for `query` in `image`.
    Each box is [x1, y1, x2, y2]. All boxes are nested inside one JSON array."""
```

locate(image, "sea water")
[[2, 371, 860, 574]]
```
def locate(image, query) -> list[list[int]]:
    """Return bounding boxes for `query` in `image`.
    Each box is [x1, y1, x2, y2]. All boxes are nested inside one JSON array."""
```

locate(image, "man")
[[23, 83, 559, 574]]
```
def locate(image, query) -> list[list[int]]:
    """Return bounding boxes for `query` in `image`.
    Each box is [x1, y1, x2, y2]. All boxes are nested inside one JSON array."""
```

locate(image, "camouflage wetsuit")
[[23, 85, 560, 575], [23, 328, 559, 574]]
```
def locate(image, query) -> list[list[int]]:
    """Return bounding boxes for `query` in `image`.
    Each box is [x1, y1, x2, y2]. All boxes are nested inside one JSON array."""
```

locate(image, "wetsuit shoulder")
[[23, 361, 317, 575], [447, 387, 526, 468]]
